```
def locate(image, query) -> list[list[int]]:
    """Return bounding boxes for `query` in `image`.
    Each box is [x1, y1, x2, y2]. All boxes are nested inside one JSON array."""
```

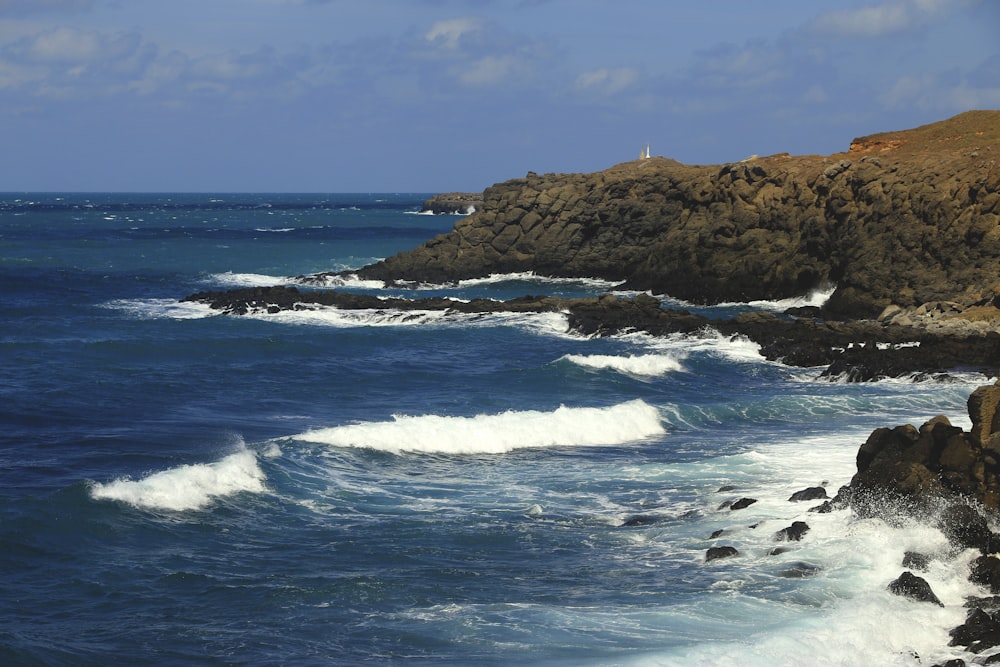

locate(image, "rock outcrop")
[[848, 380, 1000, 513], [352, 111, 1000, 320]]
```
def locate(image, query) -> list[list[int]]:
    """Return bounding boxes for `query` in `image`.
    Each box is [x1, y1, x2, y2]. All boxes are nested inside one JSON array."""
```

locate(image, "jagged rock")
[[788, 486, 828, 502], [887, 571, 944, 606], [848, 391, 1000, 514], [706, 546, 739, 561], [774, 521, 810, 542]]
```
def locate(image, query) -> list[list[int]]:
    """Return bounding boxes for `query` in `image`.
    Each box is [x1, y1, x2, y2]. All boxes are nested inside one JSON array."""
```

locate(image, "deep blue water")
[[0, 193, 991, 666]]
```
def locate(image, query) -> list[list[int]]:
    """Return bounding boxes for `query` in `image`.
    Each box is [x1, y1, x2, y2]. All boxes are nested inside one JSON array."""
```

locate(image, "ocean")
[[0, 192, 991, 666]]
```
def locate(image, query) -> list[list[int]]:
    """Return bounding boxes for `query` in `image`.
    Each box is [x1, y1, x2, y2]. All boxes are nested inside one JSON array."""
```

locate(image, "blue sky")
[[1, 0, 997, 192]]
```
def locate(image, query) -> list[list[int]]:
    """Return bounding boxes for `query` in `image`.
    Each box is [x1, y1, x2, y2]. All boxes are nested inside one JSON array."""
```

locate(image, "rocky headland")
[[359, 111, 1000, 324]]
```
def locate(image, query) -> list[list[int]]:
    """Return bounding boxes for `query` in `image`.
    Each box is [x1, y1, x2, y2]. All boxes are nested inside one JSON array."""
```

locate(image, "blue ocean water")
[[0, 193, 991, 666]]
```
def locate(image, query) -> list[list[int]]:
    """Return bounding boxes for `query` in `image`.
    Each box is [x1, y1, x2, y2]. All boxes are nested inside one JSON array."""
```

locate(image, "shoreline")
[[184, 285, 1000, 383]]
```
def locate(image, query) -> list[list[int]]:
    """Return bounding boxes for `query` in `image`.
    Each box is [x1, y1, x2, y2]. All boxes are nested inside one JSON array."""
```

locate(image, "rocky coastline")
[[184, 111, 1000, 664], [184, 286, 1000, 382]]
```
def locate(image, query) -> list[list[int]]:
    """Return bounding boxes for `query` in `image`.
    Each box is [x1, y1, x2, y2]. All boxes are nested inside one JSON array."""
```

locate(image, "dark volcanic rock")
[[939, 504, 995, 553], [729, 498, 758, 511], [706, 546, 739, 561], [950, 607, 1000, 651], [788, 486, 828, 502], [971, 556, 1000, 594], [774, 521, 810, 542], [848, 380, 1000, 513], [887, 571, 944, 606], [355, 111, 1000, 320]]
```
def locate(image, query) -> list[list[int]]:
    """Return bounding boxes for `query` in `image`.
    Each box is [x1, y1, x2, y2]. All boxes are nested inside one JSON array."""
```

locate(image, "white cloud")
[[810, 0, 972, 37], [575, 67, 638, 95], [9, 26, 140, 64], [880, 72, 1000, 110], [425, 17, 482, 49], [458, 54, 515, 85]]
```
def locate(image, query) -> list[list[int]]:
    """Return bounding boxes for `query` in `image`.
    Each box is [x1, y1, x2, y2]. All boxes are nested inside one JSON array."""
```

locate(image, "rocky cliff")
[[355, 111, 1000, 319]]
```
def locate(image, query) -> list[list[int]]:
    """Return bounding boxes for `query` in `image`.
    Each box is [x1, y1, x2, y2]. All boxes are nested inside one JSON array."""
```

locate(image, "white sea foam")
[[245, 303, 572, 336], [207, 271, 290, 288], [103, 298, 217, 320], [560, 352, 685, 377], [618, 329, 765, 365], [248, 305, 455, 328], [90, 448, 267, 511], [296, 400, 665, 454], [456, 271, 623, 290], [743, 283, 836, 311], [655, 284, 836, 312], [610, 429, 981, 666], [300, 273, 386, 289]]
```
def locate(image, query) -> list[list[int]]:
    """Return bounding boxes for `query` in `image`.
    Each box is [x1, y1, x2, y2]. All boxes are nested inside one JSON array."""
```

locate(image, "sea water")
[[0, 193, 992, 666]]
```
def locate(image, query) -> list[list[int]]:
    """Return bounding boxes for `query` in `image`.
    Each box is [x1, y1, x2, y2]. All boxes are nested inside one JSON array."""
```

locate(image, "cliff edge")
[[354, 111, 1000, 319]]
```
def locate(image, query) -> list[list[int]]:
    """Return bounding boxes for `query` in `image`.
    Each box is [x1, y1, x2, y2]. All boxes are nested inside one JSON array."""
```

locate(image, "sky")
[[1, 0, 998, 193]]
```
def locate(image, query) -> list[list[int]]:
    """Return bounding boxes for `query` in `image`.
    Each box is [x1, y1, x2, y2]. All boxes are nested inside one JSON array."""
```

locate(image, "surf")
[[89, 447, 267, 512], [295, 399, 666, 454]]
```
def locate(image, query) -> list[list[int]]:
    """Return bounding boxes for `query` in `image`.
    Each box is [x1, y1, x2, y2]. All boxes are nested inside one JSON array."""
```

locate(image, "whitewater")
[[0, 192, 993, 666]]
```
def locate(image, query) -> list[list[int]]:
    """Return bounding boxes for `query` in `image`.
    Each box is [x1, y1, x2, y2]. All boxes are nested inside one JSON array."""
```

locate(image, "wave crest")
[[90, 449, 267, 511], [560, 352, 685, 377], [296, 400, 665, 454]]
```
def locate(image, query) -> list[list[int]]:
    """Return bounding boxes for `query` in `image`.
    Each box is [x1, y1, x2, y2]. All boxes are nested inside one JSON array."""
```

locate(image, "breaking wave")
[[295, 400, 665, 454], [560, 352, 685, 377], [90, 448, 267, 511]]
